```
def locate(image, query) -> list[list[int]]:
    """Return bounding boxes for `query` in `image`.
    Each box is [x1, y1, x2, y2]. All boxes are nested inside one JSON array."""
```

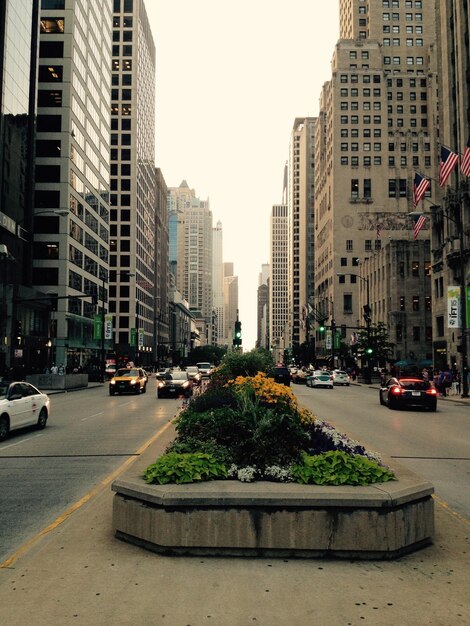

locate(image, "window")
[[364, 179, 372, 197], [351, 179, 359, 198], [365, 240, 372, 251], [38, 65, 63, 82], [412, 261, 419, 277], [36, 139, 61, 156], [37, 90, 62, 106], [351, 142, 358, 151], [346, 240, 353, 251], [341, 257, 348, 266], [35, 165, 60, 183], [388, 179, 397, 197], [37, 115, 61, 132], [343, 294, 353, 313], [412, 296, 420, 311], [39, 41, 64, 57]]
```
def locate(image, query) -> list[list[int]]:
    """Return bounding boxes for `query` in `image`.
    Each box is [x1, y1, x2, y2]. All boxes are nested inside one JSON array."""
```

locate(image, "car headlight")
[[110, 380, 116, 385], [182, 381, 190, 388], [130, 379, 137, 385], [157, 382, 165, 388]]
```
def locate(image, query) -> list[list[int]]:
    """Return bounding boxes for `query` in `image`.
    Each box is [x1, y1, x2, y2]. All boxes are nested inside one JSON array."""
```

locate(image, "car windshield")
[[186, 367, 198, 373], [197, 363, 211, 369], [168, 372, 187, 381], [115, 369, 139, 377], [399, 379, 431, 391], [0, 383, 10, 398]]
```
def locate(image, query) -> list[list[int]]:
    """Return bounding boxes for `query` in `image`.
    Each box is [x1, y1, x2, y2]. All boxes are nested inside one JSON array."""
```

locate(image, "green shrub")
[[291, 451, 396, 486], [143, 452, 228, 485], [211, 349, 274, 386], [175, 406, 248, 448], [186, 386, 238, 412], [166, 437, 234, 466]]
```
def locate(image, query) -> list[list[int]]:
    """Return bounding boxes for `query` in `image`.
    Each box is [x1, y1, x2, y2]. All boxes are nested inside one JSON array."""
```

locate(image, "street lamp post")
[[337, 273, 371, 383]]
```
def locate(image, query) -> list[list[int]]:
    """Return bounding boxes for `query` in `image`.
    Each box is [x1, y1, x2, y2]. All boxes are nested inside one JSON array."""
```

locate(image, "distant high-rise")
[[167, 180, 195, 288], [111, 0, 156, 366], [155, 168, 169, 366], [270, 204, 289, 361], [288, 117, 316, 348], [223, 262, 238, 347], [212, 220, 225, 345]]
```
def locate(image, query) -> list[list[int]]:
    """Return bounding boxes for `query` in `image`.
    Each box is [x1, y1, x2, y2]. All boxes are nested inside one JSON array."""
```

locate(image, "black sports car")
[[379, 377, 437, 411]]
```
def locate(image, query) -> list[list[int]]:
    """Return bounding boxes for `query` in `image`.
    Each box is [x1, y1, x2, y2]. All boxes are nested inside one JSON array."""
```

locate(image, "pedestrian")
[[422, 368, 429, 382], [51, 364, 58, 375], [58, 363, 65, 375]]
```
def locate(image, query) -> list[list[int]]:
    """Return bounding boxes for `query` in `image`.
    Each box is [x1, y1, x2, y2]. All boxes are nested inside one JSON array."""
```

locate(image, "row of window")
[[384, 56, 425, 65], [383, 13, 423, 21], [383, 25, 423, 33], [340, 102, 382, 110], [383, 38, 423, 46], [382, 1, 423, 7]]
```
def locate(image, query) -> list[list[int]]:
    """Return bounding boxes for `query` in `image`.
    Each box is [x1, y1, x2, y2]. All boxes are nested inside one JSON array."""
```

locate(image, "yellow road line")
[[0, 420, 173, 569], [433, 493, 470, 527]]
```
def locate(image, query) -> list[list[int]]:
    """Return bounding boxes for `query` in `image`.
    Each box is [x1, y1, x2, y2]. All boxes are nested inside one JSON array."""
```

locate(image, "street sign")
[[130, 328, 137, 346], [138, 328, 144, 348], [104, 314, 113, 340], [326, 330, 332, 349], [93, 315, 102, 340]]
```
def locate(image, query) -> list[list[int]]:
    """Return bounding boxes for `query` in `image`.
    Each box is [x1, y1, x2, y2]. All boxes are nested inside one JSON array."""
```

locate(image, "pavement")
[[0, 384, 469, 625]]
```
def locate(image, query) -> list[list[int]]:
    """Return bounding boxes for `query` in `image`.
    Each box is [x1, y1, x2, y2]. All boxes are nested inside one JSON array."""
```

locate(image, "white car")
[[333, 370, 351, 386], [306, 370, 334, 389], [0, 381, 50, 441]]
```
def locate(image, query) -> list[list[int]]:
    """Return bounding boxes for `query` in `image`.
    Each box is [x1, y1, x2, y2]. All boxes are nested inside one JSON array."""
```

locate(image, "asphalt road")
[[294, 382, 470, 520], [0, 381, 180, 563]]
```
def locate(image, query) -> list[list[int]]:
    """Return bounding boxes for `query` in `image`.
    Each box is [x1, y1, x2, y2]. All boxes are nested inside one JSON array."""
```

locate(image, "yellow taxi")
[[109, 367, 147, 395]]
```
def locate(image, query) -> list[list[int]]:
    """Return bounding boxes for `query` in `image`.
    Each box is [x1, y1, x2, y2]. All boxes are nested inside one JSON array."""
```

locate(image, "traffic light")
[[318, 320, 326, 333], [365, 347, 373, 355], [15, 320, 22, 338], [363, 304, 372, 323], [233, 320, 242, 347]]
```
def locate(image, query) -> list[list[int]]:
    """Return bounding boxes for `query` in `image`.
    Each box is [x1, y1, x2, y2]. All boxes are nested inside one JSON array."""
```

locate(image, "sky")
[[146, 1, 340, 350]]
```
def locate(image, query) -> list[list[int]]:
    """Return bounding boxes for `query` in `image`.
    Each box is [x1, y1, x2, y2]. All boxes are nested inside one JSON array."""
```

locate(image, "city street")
[[0, 382, 180, 563], [1, 382, 469, 566], [294, 383, 470, 520]]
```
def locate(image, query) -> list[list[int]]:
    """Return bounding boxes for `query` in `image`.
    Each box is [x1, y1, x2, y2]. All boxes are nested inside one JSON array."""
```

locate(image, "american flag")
[[413, 214, 427, 240], [461, 136, 470, 177], [439, 145, 459, 186], [413, 172, 430, 208], [376, 222, 381, 239]]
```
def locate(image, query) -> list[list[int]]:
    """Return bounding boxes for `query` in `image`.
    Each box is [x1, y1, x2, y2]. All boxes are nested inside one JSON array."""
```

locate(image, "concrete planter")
[[26, 373, 89, 390], [112, 459, 434, 559]]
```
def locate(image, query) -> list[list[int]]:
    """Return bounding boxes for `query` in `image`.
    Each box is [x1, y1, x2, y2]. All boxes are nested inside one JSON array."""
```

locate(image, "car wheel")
[[428, 403, 437, 412], [109, 389, 115, 396], [379, 393, 385, 406], [0, 415, 9, 442], [37, 407, 48, 430], [134, 385, 140, 394], [142, 383, 147, 394]]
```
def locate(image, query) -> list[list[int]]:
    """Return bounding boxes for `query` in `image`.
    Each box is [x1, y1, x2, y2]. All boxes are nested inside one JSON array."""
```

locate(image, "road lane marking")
[[81, 411, 104, 422], [433, 494, 470, 527], [0, 434, 43, 451], [0, 418, 174, 569]]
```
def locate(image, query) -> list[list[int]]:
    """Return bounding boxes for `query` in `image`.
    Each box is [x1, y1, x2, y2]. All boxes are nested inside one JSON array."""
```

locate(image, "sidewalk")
[[0, 392, 469, 625]]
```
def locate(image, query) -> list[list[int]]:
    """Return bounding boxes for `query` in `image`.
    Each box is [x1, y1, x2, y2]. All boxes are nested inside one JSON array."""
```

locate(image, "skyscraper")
[[314, 1, 437, 340], [33, 0, 113, 370], [288, 117, 316, 349], [0, 0, 40, 373], [111, 0, 156, 366]]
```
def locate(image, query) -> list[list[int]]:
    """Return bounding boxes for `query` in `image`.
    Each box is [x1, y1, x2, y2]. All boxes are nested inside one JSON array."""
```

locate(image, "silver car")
[[333, 370, 351, 386]]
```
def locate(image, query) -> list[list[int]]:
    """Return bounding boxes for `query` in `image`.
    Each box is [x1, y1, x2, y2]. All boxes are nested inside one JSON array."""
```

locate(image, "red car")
[[379, 377, 437, 411]]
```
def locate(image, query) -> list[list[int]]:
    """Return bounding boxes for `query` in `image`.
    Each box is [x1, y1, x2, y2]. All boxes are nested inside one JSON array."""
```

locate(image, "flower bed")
[[144, 360, 395, 487]]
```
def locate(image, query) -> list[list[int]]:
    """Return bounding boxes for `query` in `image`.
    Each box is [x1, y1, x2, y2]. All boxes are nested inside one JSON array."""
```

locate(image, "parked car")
[[0, 381, 50, 441], [109, 368, 147, 395], [157, 371, 193, 398], [105, 364, 117, 379], [379, 377, 437, 411], [306, 370, 334, 389], [271, 367, 291, 386], [185, 366, 201, 385], [332, 370, 351, 386]]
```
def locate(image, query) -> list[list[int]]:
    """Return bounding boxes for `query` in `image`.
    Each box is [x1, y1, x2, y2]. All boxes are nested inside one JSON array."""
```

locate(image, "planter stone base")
[[112, 460, 434, 560]]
